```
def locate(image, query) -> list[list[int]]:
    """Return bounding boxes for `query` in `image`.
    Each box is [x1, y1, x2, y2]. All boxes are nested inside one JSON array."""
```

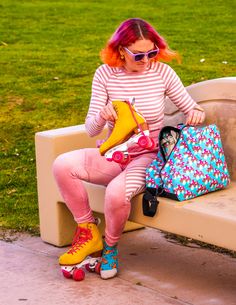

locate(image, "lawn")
[[0, 0, 235, 234]]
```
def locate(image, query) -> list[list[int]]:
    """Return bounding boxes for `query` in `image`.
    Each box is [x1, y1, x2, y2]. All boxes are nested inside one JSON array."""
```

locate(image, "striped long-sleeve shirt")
[[85, 61, 197, 139]]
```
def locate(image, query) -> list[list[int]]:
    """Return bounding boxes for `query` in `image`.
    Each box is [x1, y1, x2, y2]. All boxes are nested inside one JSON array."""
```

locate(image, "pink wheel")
[[121, 154, 130, 165], [62, 269, 72, 279], [112, 151, 125, 163], [85, 263, 96, 273], [85, 264, 91, 272], [138, 136, 149, 148], [73, 268, 85, 281], [95, 262, 101, 274]]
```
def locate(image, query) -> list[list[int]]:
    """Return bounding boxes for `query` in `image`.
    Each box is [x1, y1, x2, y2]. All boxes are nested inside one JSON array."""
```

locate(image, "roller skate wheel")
[[121, 154, 130, 165], [112, 151, 125, 163], [95, 262, 101, 274], [62, 269, 72, 279], [73, 268, 85, 281], [85, 263, 91, 272], [85, 263, 94, 273], [138, 136, 149, 148]]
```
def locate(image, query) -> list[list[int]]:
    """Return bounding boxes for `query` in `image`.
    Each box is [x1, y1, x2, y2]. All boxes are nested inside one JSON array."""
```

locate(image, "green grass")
[[0, 0, 235, 234]]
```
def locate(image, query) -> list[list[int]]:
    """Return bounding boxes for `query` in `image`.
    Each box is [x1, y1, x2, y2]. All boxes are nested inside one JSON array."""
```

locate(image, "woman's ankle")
[[100, 241, 118, 279]]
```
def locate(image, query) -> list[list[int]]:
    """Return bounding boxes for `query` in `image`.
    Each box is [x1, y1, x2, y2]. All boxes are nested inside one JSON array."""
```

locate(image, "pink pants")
[[53, 148, 156, 246]]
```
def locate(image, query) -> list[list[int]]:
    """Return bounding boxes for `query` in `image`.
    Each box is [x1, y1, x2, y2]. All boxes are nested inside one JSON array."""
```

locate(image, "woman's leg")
[[100, 152, 156, 279], [53, 148, 124, 267], [52, 148, 123, 223], [104, 152, 156, 246]]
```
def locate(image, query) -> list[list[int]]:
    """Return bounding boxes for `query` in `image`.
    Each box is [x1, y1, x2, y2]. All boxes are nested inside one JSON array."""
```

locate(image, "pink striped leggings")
[[53, 148, 156, 246]]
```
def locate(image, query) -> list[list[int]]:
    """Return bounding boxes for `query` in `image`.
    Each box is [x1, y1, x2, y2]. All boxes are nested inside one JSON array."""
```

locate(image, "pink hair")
[[101, 18, 180, 67]]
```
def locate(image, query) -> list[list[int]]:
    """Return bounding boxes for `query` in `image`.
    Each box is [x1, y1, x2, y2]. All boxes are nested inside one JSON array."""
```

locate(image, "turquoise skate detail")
[[100, 242, 118, 279]]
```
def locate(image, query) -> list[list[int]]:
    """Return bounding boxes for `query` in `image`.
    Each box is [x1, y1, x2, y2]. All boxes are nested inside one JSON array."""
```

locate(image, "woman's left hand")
[[185, 105, 206, 126]]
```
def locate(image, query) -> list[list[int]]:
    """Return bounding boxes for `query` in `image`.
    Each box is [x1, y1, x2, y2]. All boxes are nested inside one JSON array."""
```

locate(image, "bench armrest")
[[35, 124, 107, 154], [35, 124, 107, 245]]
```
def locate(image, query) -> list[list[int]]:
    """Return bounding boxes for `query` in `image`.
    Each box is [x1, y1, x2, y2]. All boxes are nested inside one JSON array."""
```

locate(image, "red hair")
[[100, 18, 180, 67], [101, 18, 180, 67]]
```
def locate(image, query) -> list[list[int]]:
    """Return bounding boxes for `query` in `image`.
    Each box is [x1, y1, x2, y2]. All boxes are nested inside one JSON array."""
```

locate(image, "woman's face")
[[120, 39, 155, 72]]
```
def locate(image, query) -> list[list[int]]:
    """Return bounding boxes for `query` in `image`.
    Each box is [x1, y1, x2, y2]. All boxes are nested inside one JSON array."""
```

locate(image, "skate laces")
[[68, 226, 92, 254]]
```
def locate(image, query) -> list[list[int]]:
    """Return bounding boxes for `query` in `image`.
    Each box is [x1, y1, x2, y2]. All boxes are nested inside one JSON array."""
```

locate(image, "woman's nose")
[[142, 55, 149, 63]]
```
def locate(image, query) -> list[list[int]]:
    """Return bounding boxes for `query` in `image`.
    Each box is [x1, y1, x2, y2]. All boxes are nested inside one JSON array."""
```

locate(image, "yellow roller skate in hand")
[[99, 98, 155, 164]]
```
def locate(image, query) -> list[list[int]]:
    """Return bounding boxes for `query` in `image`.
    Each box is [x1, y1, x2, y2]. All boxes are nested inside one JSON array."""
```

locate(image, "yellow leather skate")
[[99, 100, 148, 156], [59, 222, 103, 266]]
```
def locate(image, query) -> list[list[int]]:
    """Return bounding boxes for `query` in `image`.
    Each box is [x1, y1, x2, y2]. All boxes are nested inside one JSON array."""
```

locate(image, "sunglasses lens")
[[148, 50, 158, 59], [134, 50, 159, 61], [134, 54, 145, 61]]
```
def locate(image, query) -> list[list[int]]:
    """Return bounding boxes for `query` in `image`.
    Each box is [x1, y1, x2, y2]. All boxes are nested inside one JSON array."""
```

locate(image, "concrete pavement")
[[1, 228, 236, 305]]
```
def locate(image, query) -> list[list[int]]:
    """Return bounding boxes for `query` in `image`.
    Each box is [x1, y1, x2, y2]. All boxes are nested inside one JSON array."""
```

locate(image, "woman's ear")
[[118, 45, 124, 57]]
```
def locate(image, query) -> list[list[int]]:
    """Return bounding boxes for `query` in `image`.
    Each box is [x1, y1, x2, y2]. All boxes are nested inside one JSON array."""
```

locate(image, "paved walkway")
[[1, 228, 236, 305]]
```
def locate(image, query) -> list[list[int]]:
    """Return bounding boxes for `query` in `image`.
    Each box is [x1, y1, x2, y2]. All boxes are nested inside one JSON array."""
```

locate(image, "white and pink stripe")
[[85, 61, 196, 139]]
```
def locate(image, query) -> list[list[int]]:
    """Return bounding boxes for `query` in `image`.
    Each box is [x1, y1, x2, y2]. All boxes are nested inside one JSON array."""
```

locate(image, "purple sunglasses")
[[123, 46, 159, 62]]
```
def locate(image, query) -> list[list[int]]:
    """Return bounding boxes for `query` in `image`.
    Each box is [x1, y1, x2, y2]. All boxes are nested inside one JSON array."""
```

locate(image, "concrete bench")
[[35, 77, 236, 251]]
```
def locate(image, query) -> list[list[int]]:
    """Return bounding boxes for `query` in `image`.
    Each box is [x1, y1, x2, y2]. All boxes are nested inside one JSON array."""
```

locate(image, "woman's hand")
[[99, 104, 118, 122], [185, 105, 206, 126]]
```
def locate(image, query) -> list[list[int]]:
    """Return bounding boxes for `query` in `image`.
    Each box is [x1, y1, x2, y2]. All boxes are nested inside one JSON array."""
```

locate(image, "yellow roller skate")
[[59, 222, 103, 281], [99, 98, 155, 164]]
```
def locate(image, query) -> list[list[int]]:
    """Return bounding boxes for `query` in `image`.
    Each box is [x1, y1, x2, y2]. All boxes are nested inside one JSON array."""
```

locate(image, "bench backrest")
[[164, 77, 236, 181]]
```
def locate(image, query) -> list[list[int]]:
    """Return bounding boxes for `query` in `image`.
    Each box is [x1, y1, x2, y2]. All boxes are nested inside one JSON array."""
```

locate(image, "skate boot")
[[99, 99, 155, 164], [59, 222, 103, 281], [100, 241, 118, 280]]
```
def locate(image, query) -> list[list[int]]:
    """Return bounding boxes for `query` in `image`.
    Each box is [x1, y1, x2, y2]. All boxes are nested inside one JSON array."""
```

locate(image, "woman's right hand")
[[99, 104, 118, 122]]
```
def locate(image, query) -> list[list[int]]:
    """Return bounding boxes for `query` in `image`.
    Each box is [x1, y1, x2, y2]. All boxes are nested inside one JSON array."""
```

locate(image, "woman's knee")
[[52, 150, 88, 181], [105, 179, 129, 212]]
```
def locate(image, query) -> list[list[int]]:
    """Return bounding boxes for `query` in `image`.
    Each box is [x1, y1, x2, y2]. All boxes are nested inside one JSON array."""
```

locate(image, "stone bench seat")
[[35, 77, 236, 251]]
